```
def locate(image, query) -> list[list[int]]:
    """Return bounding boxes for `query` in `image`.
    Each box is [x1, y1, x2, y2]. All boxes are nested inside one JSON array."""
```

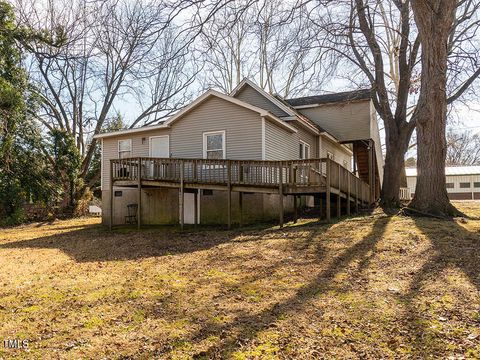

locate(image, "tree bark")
[[409, 0, 459, 216], [381, 128, 412, 207]]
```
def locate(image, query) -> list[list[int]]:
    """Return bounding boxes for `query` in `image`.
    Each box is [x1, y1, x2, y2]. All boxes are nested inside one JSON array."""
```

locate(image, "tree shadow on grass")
[[0, 217, 341, 263], [0, 227, 249, 263], [176, 216, 392, 358], [400, 217, 480, 356]]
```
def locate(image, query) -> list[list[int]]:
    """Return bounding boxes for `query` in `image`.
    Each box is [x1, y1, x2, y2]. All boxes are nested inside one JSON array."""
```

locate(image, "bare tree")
[[310, 0, 480, 208], [312, 0, 420, 207], [15, 0, 198, 187], [254, 1, 333, 97], [197, 1, 256, 93], [446, 129, 480, 166], [409, 0, 463, 216], [197, 0, 333, 97]]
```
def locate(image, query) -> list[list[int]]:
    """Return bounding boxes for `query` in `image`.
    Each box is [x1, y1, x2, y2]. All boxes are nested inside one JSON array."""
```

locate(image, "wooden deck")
[[109, 157, 372, 229]]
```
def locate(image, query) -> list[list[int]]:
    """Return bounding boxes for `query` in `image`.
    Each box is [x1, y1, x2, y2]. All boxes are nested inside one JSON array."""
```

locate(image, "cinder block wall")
[[102, 188, 179, 226], [102, 189, 295, 226]]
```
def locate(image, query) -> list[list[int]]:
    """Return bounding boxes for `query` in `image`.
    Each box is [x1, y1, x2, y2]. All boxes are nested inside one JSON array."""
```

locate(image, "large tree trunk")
[[381, 134, 410, 208], [409, 0, 458, 217], [380, 115, 415, 208]]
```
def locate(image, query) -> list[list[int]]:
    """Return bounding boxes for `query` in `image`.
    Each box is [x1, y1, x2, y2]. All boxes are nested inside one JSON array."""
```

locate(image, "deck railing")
[[399, 187, 411, 200], [111, 157, 371, 202]]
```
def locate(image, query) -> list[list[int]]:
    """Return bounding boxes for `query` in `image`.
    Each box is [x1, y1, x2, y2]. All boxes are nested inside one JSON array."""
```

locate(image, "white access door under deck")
[[182, 192, 200, 225]]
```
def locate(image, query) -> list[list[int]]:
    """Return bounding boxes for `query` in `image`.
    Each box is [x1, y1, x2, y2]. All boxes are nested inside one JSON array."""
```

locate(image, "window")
[[327, 151, 335, 160], [118, 139, 132, 158], [474, 182, 480, 188], [299, 141, 311, 159], [446, 183, 454, 189], [460, 182, 470, 189], [203, 131, 225, 159]]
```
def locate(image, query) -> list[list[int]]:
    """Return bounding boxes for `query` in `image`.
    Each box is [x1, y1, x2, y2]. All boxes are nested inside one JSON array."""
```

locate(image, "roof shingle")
[[285, 89, 372, 107]]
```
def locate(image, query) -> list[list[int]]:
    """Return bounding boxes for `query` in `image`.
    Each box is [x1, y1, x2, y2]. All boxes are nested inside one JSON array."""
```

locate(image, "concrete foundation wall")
[[102, 188, 179, 226], [102, 188, 295, 226]]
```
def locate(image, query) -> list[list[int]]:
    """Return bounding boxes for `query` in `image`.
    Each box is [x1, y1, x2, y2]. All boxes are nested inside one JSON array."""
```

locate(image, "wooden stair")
[[353, 141, 381, 200]]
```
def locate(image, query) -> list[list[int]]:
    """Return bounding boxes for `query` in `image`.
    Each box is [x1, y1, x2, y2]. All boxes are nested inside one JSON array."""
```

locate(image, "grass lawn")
[[0, 202, 479, 359]]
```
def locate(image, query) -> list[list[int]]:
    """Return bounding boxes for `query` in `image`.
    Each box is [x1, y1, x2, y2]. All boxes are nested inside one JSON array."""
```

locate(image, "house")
[[406, 166, 480, 200], [94, 79, 384, 228]]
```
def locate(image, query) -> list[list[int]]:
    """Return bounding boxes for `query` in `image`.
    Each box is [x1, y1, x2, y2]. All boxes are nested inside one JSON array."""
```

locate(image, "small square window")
[[474, 182, 480, 188], [459, 182, 470, 189], [446, 183, 454, 189]]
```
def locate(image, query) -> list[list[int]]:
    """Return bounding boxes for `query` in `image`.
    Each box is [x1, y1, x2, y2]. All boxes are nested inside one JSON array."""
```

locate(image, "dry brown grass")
[[0, 202, 479, 359]]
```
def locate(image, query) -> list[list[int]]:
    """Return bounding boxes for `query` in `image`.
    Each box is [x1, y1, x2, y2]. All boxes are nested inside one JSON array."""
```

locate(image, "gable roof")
[[94, 89, 297, 139], [230, 78, 297, 117], [231, 79, 323, 135], [285, 89, 372, 108]]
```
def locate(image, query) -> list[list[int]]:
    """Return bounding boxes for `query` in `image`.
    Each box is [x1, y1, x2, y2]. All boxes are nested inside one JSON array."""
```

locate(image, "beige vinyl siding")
[[298, 101, 371, 142], [264, 119, 298, 160], [320, 136, 352, 171], [169, 96, 262, 159], [102, 96, 263, 190], [102, 128, 170, 190], [235, 85, 289, 117]]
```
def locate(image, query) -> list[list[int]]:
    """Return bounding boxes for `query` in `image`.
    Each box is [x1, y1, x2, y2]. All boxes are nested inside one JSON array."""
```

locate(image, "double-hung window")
[[299, 141, 311, 159], [118, 139, 132, 158], [203, 131, 226, 159]]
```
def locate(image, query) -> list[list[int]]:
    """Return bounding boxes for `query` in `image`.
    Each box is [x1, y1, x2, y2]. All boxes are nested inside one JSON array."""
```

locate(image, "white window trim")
[[101, 138, 104, 190], [203, 130, 226, 159], [299, 140, 311, 159], [118, 139, 132, 158], [261, 117, 266, 160], [149, 135, 170, 157]]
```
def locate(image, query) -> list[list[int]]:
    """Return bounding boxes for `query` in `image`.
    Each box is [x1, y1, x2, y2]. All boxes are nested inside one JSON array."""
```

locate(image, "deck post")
[[109, 159, 114, 230], [347, 173, 351, 216], [319, 197, 323, 220], [279, 163, 284, 228], [194, 189, 198, 228], [227, 160, 232, 229], [293, 195, 298, 224], [326, 159, 331, 222], [337, 194, 341, 218], [180, 160, 184, 230], [239, 192, 243, 226], [137, 157, 142, 229], [355, 177, 359, 213], [337, 165, 341, 218]]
